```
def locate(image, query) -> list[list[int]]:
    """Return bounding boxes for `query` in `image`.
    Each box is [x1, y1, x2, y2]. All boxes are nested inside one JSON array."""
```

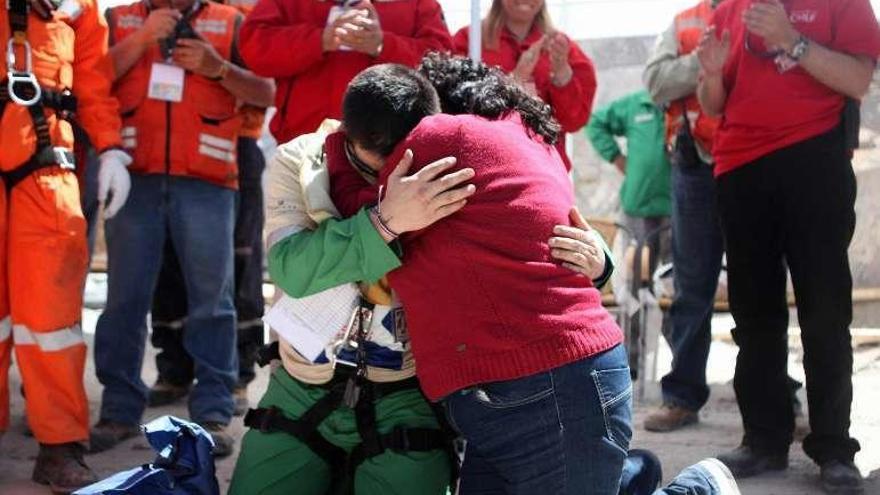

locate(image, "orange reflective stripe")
[[0, 317, 10, 343], [12, 323, 84, 351]]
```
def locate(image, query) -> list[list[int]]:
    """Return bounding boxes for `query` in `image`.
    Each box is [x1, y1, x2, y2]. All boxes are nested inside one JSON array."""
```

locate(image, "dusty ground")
[[1, 308, 879, 495]]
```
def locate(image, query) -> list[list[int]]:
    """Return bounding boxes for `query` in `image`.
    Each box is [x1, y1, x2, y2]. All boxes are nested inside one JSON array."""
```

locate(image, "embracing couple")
[[230, 53, 740, 495]]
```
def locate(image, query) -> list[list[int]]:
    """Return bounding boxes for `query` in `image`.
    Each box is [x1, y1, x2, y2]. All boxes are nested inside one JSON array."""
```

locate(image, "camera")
[[160, 17, 202, 60]]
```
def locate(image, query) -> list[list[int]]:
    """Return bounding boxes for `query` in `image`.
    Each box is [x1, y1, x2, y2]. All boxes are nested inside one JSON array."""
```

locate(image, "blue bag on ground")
[[73, 416, 220, 495]]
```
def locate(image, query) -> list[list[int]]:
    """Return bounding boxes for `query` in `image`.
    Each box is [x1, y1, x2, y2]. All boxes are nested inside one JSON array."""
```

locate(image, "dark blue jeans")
[[150, 137, 267, 388], [443, 344, 632, 495], [662, 159, 723, 411], [94, 175, 237, 426]]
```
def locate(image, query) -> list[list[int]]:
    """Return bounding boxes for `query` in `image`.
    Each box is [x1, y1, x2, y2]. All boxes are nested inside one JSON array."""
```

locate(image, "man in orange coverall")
[[0, 0, 131, 492]]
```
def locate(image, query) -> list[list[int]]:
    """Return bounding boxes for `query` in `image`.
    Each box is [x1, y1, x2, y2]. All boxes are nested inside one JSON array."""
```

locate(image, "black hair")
[[418, 52, 561, 145], [342, 64, 441, 157]]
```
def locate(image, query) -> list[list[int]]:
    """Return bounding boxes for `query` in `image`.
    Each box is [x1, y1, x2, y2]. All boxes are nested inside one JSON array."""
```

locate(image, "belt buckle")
[[53, 147, 75, 170]]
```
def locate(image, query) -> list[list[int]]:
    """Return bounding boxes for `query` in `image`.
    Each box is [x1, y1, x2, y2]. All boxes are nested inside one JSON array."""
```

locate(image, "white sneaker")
[[697, 458, 742, 495]]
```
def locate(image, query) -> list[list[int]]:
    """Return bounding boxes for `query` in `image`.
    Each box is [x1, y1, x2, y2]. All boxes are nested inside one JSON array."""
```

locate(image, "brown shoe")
[[233, 385, 249, 417], [201, 422, 235, 458], [147, 380, 191, 407], [32, 442, 98, 494], [88, 420, 140, 453], [644, 404, 699, 432]]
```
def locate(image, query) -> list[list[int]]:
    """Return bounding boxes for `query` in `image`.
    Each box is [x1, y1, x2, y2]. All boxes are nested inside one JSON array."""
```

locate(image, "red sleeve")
[[376, 0, 452, 66], [545, 38, 597, 132], [452, 26, 469, 55], [239, 0, 324, 78], [831, 0, 880, 60], [72, 0, 122, 151]]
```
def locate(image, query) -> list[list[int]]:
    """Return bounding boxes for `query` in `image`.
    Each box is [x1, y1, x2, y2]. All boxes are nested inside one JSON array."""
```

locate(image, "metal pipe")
[[469, 0, 481, 62]]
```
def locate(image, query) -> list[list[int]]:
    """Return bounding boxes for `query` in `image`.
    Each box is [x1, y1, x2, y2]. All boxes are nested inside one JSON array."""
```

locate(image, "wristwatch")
[[787, 35, 810, 61], [209, 60, 231, 81]]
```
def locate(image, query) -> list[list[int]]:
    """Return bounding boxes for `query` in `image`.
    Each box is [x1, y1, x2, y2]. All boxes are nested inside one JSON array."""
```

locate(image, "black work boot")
[[32, 442, 98, 494], [716, 445, 788, 478], [88, 420, 140, 453], [820, 460, 864, 494]]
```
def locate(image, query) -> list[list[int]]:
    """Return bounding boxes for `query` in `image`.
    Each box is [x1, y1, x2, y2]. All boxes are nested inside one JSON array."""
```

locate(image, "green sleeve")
[[585, 99, 627, 163], [268, 208, 402, 298], [592, 231, 615, 290]]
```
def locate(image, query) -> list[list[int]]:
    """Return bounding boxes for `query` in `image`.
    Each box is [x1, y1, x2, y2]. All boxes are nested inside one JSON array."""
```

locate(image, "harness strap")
[[0, 82, 78, 115], [9, 0, 28, 37], [244, 406, 347, 468], [3, 1, 79, 189], [0, 147, 75, 190], [243, 377, 448, 468], [255, 341, 280, 367]]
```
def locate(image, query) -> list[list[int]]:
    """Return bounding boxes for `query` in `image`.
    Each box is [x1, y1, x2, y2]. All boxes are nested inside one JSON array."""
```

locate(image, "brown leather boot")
[[32, 442, 98, 494], [88, 420, 140, 453], [233, 385, 249, 417], [644, 404, 699, 432]]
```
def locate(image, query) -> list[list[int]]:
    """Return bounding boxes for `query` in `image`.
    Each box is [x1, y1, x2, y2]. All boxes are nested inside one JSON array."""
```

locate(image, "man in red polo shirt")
[[238, 0, 452, 143], [697, 0, 880, 492]]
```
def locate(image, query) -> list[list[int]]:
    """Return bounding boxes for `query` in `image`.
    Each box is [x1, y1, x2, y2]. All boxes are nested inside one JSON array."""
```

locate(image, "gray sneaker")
[[695, 458, 741, 494]]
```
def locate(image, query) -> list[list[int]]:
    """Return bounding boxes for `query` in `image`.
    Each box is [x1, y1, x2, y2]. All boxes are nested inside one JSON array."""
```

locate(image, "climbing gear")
[[246, 298, 457, 493], [2, 0, 80, 190]]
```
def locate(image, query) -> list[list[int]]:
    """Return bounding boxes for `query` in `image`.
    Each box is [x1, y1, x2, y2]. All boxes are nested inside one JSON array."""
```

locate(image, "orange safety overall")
[[0, 0, 121, 444]]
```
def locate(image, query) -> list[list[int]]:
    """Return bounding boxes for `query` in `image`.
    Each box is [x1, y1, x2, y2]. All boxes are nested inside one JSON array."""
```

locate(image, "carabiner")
[[6, 39, 41, 107]]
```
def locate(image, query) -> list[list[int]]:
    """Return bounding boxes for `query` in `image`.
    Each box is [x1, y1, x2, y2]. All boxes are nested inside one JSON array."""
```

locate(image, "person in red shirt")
[[338, 59, 627, 494], [696, 0, 880, 491], [238, 0, 452, 143], [452, 0, 597, 170]]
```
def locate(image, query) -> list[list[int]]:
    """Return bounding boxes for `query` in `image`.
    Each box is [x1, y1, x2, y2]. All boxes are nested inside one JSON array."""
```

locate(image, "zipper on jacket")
[[165, 101, 172, 176]]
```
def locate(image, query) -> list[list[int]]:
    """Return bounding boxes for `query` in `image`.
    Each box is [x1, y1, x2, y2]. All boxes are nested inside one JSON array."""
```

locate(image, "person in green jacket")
[[586, 89, 672, 267]]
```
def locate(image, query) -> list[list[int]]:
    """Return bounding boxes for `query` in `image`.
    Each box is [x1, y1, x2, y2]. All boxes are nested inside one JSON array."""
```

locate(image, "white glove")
[[98, 149, 132, 219]]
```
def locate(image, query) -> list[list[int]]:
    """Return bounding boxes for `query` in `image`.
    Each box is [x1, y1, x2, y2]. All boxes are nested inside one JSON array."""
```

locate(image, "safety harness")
[[1, 0, 78, 190], [245, 298, 459, 493]]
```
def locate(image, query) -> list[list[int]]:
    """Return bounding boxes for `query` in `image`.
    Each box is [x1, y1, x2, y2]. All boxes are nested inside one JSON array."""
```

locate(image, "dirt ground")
[[1, 309, 879, 495]]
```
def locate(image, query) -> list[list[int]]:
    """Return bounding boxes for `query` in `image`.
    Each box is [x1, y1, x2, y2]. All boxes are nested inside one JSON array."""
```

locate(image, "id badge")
[[148, 63, 185, 102]]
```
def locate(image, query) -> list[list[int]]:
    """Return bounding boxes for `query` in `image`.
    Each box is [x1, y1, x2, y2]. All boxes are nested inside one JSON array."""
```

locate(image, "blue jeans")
[[443, 344, 632, 495], [95, 174, 237, 425], [662, 160, 723, 411]]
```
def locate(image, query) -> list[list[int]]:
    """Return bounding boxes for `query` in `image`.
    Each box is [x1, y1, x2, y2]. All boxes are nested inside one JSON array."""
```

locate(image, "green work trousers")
[[229, 368, 450, 494]]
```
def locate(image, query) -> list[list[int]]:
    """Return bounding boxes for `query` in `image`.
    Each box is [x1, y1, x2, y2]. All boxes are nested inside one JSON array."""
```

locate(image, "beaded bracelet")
[[372, 187, 399, 238], [371, 206, 399, 239]]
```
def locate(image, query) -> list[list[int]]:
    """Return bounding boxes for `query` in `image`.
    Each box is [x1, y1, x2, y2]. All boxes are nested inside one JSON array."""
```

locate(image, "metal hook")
[[6, 39, 41, 107]]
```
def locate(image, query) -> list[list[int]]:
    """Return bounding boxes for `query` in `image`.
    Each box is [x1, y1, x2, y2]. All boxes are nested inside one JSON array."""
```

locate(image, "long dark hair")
[[418, 52, 561, 145]]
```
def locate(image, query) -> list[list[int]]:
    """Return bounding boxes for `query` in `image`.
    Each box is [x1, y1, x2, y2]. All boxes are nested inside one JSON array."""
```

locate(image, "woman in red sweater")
[[338, 57, 629, 494], [452, 0, 597, 170]]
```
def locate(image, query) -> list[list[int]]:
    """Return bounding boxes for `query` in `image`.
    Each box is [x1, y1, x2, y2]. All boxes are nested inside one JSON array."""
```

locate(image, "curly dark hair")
[[418, 52, 561, 145]]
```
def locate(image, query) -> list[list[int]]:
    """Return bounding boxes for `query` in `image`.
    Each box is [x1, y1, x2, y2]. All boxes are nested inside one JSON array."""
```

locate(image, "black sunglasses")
[[344, 139, 379, 180]]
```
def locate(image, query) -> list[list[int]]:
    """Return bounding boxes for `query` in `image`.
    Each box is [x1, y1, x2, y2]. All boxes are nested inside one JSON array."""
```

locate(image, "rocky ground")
[[1, 308, 878, 494]]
